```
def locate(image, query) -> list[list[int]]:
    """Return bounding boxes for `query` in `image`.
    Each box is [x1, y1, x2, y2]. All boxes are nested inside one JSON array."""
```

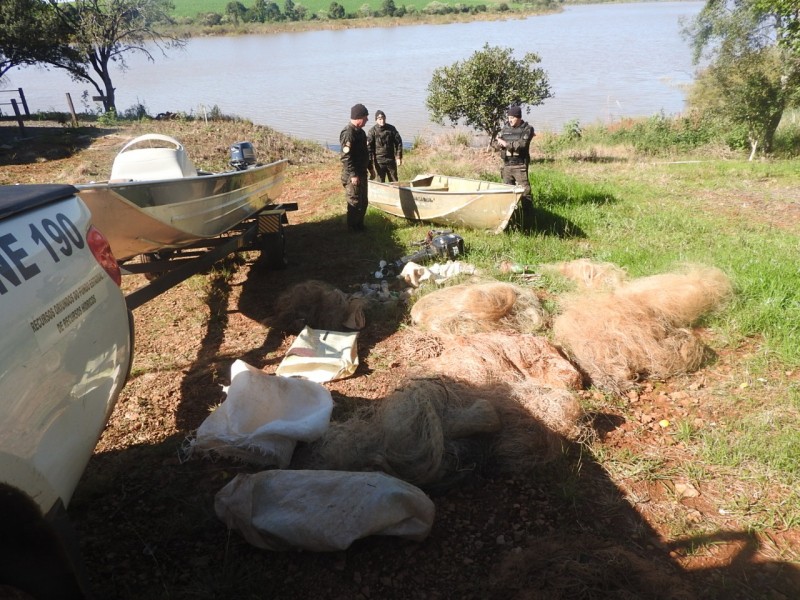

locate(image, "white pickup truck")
[[0, 184, 133, 598]]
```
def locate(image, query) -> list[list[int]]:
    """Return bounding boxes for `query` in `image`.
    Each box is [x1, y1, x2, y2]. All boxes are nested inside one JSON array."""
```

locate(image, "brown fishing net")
[[418, 332, 583, 390], [271, 279, 366, 333], [553, 266, 732, 393], [306, 377, 578, 488], [410, 281, 545, 335]]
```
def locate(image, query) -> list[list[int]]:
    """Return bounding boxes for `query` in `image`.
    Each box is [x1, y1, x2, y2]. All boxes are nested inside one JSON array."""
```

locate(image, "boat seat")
[[411, 186, 449, 192], [110, 133, 197, 182]]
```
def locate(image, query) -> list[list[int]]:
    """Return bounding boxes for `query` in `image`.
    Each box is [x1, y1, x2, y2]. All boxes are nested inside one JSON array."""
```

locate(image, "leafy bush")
[[121, 100, 150, 120], [605, 112, 726, 155]]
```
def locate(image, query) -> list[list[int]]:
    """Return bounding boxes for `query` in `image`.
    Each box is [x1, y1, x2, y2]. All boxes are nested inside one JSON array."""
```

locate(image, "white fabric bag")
[[191, 360, 333, 467], [275, 326, 359, 382], [215, 470, 436, 551]]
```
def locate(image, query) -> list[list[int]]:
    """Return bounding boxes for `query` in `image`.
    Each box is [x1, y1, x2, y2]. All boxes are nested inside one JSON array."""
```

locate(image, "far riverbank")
[[162, 6, 558, 38]]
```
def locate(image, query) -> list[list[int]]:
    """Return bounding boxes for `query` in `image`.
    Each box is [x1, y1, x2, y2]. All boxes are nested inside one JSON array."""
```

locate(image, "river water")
[[4, 1, 703, 145]]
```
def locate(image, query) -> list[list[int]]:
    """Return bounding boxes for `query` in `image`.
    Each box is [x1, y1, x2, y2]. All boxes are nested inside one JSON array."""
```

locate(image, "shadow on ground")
[[0, 123, 116, 166], [69, 400, 800, 600]]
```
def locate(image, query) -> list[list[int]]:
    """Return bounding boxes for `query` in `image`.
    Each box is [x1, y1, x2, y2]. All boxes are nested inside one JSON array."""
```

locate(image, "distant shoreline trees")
[[183, 0, 558, 26]]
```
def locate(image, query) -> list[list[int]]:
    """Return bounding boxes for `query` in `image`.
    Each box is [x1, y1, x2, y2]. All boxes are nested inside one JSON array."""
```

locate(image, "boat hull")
[[76, 159, 288, 260], [367, 174, 523, 234]]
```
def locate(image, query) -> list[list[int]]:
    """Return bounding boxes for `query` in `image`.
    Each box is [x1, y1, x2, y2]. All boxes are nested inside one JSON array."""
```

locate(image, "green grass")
[[391, 124, 800, 524]]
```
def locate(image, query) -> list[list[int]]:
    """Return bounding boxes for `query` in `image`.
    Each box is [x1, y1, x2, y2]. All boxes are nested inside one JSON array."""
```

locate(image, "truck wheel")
[[0, 485, 88, 599]]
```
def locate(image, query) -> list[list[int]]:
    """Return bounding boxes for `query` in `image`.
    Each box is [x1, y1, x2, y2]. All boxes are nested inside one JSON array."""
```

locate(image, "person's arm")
[[367, 129, 377, 178], [394, 128, 403, 163], [340, 128, 360, 184]]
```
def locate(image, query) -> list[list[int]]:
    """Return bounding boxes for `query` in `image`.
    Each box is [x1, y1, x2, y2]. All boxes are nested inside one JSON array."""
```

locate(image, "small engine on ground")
[[428, 231, 465, 260], [230, 141, 257, 170]]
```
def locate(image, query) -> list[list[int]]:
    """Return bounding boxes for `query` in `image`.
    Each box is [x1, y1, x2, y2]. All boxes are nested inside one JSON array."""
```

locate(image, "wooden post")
[[17, 88, 30, 117], [66, 93, 78, 127], [10, 99, 26, 136]]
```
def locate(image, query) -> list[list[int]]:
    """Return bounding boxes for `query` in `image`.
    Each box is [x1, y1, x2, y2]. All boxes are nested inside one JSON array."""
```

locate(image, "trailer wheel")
[[260, 225, 287, 271]]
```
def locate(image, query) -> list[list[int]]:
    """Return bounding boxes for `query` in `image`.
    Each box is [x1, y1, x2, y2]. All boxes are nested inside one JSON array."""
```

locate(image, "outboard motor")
[[229, 141, 257, 170]]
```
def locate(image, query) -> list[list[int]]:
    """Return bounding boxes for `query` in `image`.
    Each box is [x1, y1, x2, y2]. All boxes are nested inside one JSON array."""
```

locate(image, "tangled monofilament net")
[[553, 265, 733, 393], [410, 281, 545, 335], [271, 279, 364, 333], [307, 377, 581, 487]]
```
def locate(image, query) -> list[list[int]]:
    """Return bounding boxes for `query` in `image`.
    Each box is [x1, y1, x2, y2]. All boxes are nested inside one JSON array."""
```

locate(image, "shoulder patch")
[[342, 142, 351, 154]]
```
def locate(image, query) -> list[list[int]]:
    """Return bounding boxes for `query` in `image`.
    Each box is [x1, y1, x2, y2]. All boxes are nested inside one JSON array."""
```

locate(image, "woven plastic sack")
[[191, 360, 332, 467], [215, 470, 435, 551], [275, 326, 359, 382]]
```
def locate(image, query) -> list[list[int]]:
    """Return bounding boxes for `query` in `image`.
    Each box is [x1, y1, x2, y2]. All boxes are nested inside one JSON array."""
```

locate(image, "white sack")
[[400, 260, 476, 287], [191, 360, 333, 467], [215, 470, 436, 552], [275, 326, 359, 382]]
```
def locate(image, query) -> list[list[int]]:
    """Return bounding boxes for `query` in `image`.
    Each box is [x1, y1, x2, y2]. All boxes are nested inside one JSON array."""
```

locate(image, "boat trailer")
[[122, 203, 296, 310]]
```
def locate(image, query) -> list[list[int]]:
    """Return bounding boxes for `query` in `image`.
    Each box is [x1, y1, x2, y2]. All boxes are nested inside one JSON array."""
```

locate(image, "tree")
[[263, 1, 282, 21], [328, 1, 345, 19], [753, 0, 800, 54], [683, 0, 800, 157], [47, 0, 184, 113], [426, 44, 551, 145], [250, 0, 268, 22], [284, 0, 296, 21], [690, 48, 792, 158], [226, 1, 247, 24], [0, 0, 76, 78], [381, 0, 396, 17]]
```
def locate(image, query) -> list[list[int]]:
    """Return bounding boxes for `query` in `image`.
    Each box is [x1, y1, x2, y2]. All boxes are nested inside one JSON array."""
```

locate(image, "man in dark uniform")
[[340, 103, 372, 231], [496, 104, 535, 213], [367, 110, 403, 182]]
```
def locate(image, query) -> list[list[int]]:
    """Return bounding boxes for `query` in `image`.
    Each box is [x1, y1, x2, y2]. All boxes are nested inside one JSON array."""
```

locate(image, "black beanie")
[[351, 103, 369, 119], [376, 110, 386, 119], [507, 105, 522, 118]]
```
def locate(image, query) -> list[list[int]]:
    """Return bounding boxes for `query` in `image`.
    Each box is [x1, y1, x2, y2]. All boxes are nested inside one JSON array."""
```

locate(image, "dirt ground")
[[2, 122, 799, 599]]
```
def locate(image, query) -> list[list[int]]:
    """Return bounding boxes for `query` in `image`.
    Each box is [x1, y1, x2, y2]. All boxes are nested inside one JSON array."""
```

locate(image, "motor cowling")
[[429, 232, 465, 260], [230, 142, 257, 170]]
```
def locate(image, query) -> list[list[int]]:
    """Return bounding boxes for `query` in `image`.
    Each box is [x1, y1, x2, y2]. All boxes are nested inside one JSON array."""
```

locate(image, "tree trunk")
[[748, 138, 758, 161], [763, 108, 784, 155], [101, 70, 116, 113]]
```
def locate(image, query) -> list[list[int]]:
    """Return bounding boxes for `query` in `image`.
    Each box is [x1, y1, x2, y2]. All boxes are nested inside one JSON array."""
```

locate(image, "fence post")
[[17, 88, 30, 117], [66, 93, 78, 127], [10, 99, 26, 136]]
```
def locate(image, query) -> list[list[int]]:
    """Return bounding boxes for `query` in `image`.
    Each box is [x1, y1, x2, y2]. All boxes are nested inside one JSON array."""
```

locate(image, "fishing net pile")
[[278, 262, 733, 486], [409, 281, 545, 334], [271, 279, 366, 333], [417, 332, 583, 390], [305, 377, 576, 489], [539, 258, 629, 291], [552, 264, 733, 393]]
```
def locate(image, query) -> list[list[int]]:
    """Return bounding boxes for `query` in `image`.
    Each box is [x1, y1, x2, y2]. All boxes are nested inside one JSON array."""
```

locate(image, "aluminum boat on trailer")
[[76, 134, 288, 261]]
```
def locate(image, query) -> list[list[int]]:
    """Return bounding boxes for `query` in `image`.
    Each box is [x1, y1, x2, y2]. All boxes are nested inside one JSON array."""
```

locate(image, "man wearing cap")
[[340, 103, 373, 231], [496, 104, 535, 214], [367, 110, 403, 182]]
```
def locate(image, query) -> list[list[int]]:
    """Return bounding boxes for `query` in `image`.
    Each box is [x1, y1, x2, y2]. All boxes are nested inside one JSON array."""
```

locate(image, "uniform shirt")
[[367, 123, 403, 162], [340, 122, 370, 180], [497, 120, 534, 166]]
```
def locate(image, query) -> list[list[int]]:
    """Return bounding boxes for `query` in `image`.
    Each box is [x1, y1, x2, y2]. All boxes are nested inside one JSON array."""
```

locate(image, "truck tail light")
[[87, 226, 122, 286]]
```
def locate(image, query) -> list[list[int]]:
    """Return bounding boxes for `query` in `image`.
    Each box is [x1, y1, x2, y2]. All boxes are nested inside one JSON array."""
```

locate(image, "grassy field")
[[170, 0, 511, 18]]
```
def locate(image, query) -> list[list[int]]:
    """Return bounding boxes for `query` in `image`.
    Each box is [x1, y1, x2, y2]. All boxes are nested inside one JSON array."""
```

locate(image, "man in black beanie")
[[496, 104, 535, 214], [340, 103, 372, 231], [367, 109, 403, 182]]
